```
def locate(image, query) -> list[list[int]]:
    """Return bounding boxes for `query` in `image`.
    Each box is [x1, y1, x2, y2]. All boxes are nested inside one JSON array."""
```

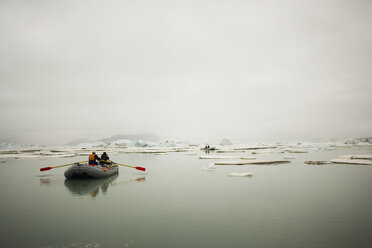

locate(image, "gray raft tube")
[[64, 162, 119, 179]]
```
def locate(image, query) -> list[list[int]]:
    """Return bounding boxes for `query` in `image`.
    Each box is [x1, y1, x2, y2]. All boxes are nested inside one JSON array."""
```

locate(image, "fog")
[[0, 0, 371, 144]]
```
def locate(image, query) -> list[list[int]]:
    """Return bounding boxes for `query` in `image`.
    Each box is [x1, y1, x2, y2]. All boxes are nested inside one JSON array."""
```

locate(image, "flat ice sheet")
[[215, 160, 290, 165], [228, 172, 253, 177], [330, 158, 372, 165], [337, 154, 372, 160], [199, 156, 255, 160]]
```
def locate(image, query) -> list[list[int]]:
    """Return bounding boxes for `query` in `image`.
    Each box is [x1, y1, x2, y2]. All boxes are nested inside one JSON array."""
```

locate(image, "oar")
[[115, 162, 146, 171], [40, 161, 88, 172]]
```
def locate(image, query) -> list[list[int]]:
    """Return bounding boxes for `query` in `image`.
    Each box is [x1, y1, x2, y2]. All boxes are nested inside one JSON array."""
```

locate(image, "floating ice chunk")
[[159, 140, 177, 147], [215, 160, 290, 165], [109, 139, 134, 147], [37, 151, 77, 158], [199, 156, 256, 160], [304, 161, 331, 165], [76, 141, 106, 148], [0, 143, 21, 149], [120, 148, 168, 153], [0, 150, 20, 155], [343, 138, 359, 145], [330, 159, 372, 165], [216, 150, 245, 153], [252, 150, 284, 154], [337, 154, 372, 160], [233, 146, 277, 150], [0, 153, 41, 158], [200, 156, 239, 159], [283, 149, 308, 153], [228, 172, 253, 177], [171, 148, 189, 152]]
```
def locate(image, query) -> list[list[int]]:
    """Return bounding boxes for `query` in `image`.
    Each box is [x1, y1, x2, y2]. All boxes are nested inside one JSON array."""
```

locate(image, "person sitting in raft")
[[100, 152, 112, 165], [88, 152, 101, 166]]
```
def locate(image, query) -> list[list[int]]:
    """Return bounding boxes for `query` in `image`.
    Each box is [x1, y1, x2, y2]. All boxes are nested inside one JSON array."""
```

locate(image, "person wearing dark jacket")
[[101, 152, 109, 161], [100, 152, 112, 165]]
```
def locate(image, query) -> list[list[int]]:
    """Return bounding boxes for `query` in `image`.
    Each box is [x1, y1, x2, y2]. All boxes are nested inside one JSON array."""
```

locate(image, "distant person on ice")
[[88, 152, 100, 165]]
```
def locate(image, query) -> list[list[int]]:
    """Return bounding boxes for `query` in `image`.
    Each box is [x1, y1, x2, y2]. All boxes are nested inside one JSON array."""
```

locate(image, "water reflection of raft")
[[64, 162, 119, 179], [64, 174, 119, 197]]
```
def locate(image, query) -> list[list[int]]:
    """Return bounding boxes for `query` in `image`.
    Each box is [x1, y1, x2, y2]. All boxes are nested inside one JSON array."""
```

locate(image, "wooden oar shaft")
[[53, 161, 87, 168], [116, 162, 135, 168], [40, 161, 88, 172], [116, 162, 146, 171]]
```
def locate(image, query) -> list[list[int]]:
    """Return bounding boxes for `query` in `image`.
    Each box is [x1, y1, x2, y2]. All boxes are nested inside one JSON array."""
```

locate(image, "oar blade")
[[135, 167, 146, 171], [40, 167, 52, 172]]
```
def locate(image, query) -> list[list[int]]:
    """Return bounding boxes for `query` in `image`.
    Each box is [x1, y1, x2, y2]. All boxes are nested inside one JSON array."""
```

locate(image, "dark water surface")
[[0, 148, 372, 248]]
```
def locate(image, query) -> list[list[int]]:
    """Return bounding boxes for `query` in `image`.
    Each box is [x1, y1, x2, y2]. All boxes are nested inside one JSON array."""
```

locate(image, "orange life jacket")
[[89, 154, 96, 161]]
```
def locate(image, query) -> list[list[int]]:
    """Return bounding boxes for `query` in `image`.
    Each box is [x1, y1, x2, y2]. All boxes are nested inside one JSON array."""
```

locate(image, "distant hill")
[[99, 133, 160, 143], [65, 138, 94, 146], [66, 133, 161, 146]]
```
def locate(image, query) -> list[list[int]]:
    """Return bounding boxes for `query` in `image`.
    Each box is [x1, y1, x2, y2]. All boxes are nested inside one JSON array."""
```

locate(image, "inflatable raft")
[[64, 162, 119, 179]]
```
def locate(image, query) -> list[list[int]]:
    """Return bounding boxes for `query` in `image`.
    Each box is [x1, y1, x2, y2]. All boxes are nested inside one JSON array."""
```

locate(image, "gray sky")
[[0, 0, 371, 145]]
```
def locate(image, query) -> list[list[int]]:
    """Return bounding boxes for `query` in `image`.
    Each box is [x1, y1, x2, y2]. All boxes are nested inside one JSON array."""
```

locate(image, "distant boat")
[[200, 147, 216, 151], [64, 162, 119, 179]]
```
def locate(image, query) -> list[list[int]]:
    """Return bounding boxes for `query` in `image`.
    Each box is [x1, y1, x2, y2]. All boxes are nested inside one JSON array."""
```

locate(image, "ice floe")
[[251, 150, 284, 154], [228, 172, 253, 177], [216, 150, 245, 153], [329, 154, 372, 165], [214, 160, 290, 165], [330, 158, 372, 165], [1, 137, 371, 161], [232, 146, 277, 150], [199, 156, 255, 160], [336, 154, 372, 160], [282, 149, 308, 153], [304, 161, 331, 165]]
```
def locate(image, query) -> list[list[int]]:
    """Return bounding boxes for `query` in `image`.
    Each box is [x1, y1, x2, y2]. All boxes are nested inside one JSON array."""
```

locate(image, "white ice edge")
[[228, 172, 253, 177]]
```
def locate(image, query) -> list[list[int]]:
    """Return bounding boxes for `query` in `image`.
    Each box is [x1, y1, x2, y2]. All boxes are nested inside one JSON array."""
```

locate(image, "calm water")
[[0, 148, 372, 248]]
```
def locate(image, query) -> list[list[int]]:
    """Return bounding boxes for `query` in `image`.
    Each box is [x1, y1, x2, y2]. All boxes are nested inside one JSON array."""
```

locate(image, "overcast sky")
[[0, 0, 371, 145]]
